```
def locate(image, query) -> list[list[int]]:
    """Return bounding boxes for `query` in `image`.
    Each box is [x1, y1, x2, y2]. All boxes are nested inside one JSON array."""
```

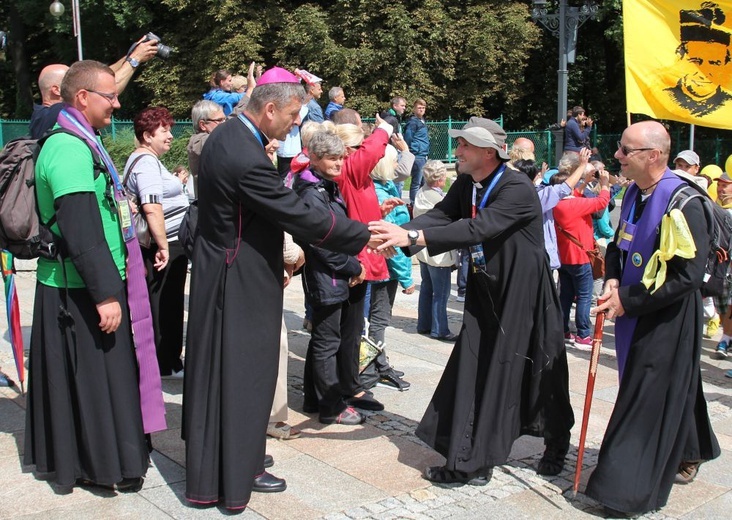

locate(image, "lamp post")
[[532, 0, 598, 163], [50, 0, 83, 61]]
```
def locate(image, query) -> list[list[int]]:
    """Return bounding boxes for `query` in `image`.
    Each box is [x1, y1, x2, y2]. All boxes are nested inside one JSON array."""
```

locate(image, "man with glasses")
[[587, 121, 720, 515], [187, 99, 226, 193], [25, 60, 160, 493]]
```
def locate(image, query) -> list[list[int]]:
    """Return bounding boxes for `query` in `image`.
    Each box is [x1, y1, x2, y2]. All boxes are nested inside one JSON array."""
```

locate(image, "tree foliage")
[[0, 0, 728, 142]]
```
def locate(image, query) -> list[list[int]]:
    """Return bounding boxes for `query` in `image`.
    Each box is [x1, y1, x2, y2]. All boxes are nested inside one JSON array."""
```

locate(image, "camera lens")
[[157, 44, 172, 59]]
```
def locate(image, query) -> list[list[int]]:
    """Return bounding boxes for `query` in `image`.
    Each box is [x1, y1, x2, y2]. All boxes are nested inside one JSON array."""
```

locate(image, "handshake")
[[366, 219, 418, 258]]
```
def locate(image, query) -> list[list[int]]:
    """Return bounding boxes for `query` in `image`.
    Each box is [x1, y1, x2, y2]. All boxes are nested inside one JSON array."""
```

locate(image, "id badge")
[[616, 220, 636, 252], [115, 195, 135, 242], [469, 243, 486, 273]]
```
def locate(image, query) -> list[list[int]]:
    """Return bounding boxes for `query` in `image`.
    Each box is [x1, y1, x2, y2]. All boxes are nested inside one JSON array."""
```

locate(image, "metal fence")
[[2, 118, 730, 169]]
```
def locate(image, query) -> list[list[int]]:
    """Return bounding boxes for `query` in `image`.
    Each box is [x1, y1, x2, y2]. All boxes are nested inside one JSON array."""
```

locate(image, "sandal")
[[674, 460, 700, 484], [537, 437, 570, 476], [423, 465, 492, 486], [266, 422, 301, 440]]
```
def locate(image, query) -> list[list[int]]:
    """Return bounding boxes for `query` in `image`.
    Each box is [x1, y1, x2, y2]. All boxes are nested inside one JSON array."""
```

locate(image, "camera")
[[143, 32, 173, 59], [127, 32, 173, 60]]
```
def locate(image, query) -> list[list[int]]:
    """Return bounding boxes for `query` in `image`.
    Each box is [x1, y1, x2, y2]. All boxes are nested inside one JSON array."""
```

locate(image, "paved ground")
[[1, 263, 731, 519]]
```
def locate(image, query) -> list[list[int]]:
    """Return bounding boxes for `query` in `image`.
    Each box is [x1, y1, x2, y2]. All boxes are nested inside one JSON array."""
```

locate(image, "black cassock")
[[183, 117, 369, 509], [586, 193, 720, 514], [408, 166, 574, 474]]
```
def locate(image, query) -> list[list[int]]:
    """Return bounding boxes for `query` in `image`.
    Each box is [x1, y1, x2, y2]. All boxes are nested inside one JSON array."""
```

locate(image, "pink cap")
[[257, 67, 301, 85]]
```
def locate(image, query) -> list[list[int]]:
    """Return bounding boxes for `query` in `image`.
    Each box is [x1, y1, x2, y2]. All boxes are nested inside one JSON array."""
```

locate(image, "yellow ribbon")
[[641, 208, 696, 293]]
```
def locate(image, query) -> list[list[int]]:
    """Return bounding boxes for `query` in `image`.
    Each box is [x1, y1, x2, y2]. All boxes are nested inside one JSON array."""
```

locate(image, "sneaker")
[[456, 295, 465, 303], [377, 369, 411, 391], [563, 332, 575, 345], [714, 340, 728, 359], [705, 316, 721, 338], [320, 406, 364, 425], [573, 336, 593, 351], [346, 392, 385, 411]]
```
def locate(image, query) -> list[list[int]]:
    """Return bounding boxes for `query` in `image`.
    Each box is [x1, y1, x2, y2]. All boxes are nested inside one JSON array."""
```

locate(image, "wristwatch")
[[407, 229, 419, 246], [126, 57, 140, 68]]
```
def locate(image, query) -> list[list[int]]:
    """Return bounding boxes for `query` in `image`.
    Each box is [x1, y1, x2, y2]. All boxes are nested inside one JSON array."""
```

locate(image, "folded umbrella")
[[1, 250, 24, 393]]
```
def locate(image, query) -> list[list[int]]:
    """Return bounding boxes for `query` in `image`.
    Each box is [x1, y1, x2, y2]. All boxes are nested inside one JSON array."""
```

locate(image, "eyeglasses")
[[204, 117, 226, 124], [617, 141, 655, 156], [87, 89, 119, 105]]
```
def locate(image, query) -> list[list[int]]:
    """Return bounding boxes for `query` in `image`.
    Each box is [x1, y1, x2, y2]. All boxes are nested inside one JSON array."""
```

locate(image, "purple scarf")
[[614, 169, 683, 379], [57, 106, 166, 433]]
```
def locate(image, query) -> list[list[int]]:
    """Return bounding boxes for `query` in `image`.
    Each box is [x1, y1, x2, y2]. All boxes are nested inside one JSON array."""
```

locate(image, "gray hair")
[[329, 86, 344, 101], [308, 130, 345, 158], [247, 83, 306, 114], [422, 160, 447, 185], [191, 100, 224, 134], [558, 152, 581, 175]]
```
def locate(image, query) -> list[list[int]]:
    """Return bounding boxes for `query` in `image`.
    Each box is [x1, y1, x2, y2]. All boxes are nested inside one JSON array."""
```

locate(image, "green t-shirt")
[[35, 131, 126, 288]]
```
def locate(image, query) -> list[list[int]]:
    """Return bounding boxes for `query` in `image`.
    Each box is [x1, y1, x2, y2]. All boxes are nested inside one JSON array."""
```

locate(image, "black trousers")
[[142, 240, 187, 375], [304, 301, 351, 418]]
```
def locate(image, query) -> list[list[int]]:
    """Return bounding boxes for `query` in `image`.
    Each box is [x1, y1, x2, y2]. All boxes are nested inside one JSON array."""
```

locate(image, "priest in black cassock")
[[588, 121, 720, 516], [182, 68, 374, 510], [369, 117, 574, 485]]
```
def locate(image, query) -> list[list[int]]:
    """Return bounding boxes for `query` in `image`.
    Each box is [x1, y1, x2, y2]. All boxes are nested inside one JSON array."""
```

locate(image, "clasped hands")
[[366, 220, 415, 259]]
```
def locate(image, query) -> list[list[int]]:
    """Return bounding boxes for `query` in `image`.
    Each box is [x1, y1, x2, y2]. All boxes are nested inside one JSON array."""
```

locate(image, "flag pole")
[[690, 124, 695, 150]]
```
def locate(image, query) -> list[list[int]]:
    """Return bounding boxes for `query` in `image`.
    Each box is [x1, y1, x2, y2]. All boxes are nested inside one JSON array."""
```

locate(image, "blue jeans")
[[558, 263, 594, 339], [417, 262, 452, 337], [409, 156, 427, 205]]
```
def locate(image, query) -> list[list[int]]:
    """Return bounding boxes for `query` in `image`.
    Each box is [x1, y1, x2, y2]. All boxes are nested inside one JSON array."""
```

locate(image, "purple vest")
[[614, 169, 683, 379]]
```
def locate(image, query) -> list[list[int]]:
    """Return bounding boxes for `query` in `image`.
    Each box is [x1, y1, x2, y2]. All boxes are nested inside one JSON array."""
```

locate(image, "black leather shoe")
[[346, 393, 385, 411], [264, 454, 274, 468], [252, 471, 286, 493]]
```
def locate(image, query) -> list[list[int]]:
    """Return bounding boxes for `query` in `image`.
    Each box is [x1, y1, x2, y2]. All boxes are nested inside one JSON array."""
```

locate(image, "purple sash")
[[614, 169, 683, 379], [57, 106, 166, 433]]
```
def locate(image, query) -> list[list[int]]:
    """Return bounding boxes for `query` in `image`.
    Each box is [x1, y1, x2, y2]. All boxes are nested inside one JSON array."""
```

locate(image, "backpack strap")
[[37, 128, 107, 178]]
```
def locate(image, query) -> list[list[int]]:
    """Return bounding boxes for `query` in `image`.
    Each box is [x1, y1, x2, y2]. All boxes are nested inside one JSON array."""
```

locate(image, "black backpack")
[[667, 181, 732, 297], [0, 129, 104, 259], [177, 199, 198, 260]]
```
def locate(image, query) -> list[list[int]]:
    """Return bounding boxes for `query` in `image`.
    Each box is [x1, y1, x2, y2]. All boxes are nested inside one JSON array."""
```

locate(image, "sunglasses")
[[616, 141, 655, 156]]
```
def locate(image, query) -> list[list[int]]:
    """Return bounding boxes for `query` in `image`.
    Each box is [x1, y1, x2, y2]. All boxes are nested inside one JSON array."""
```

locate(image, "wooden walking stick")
[[573, 298, 607, 495]]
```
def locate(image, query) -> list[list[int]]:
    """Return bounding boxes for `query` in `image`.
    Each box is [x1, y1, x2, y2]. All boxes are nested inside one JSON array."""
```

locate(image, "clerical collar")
[[473, 163, 506, 189]]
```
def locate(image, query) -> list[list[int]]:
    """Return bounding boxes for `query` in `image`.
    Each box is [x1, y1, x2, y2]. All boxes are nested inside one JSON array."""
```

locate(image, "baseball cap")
[[448, 117, 510, 160], [673, 150, 700, 166]]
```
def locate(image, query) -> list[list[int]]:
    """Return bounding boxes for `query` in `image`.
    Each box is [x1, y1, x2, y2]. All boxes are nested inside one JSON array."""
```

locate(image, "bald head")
[[615, 121, 671, 183], [509, 137, 536, 163], [38, 64, 69, 106]]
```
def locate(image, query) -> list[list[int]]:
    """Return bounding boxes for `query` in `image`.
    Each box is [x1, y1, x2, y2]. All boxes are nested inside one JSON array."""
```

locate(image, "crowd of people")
[[9, 42, 728, 517]]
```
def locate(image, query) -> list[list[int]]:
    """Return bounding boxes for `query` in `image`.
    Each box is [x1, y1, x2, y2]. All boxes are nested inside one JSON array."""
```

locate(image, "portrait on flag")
[[624, 1, 732, 129]]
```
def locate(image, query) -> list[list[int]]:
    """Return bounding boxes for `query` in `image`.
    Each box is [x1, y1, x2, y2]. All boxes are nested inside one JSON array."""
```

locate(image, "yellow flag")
[[623, 1, 732, 130]]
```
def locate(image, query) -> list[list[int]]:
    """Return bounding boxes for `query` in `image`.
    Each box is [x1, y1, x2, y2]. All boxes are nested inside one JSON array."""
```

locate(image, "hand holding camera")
[[127, 32, 173, 63]]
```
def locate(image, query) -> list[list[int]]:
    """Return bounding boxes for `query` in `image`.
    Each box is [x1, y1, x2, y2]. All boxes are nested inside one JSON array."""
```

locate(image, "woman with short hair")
[[124, 106, 190, 379]]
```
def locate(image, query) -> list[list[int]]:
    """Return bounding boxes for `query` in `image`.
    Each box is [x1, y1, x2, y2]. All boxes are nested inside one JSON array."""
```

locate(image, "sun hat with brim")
[[448, 126, 510, 160]]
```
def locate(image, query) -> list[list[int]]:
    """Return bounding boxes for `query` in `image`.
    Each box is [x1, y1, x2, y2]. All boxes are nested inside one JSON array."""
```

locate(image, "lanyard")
[[60, 109, 124, 193], [237, 114, 266, 148], [471, 164, 506, 218]]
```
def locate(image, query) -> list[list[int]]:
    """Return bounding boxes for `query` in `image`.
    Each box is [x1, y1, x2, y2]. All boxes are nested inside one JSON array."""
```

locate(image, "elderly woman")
[[368, 144, 415, 347], [202, 69, 244, 116], [293, 129, 367, 426], [413, 160, 457, 341], [124, 106, 190, 379]]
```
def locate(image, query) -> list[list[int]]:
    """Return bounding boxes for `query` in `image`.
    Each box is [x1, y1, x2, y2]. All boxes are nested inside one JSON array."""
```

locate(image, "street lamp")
[[532, 0, 598, 163], [49, 0, 83, 61]]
